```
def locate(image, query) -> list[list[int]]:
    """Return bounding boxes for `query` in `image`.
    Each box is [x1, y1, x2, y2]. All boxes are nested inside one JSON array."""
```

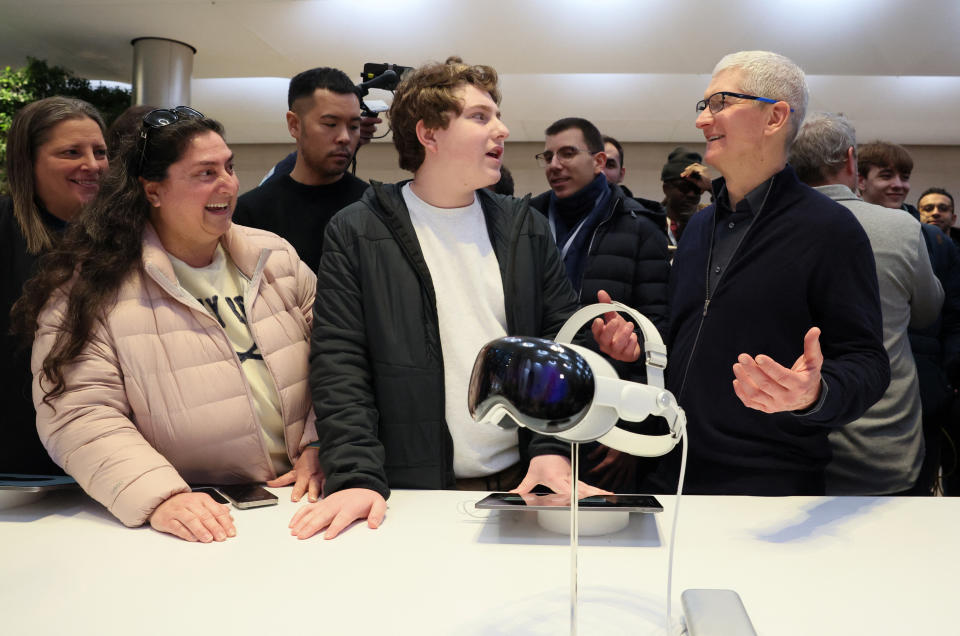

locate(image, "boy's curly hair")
[[389, 56, 500, 173]]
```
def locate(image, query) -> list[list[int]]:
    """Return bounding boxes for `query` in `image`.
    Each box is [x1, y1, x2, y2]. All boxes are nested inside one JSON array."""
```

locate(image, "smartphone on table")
[[216, 484, 279, 509], [191, 487, 229, 505]]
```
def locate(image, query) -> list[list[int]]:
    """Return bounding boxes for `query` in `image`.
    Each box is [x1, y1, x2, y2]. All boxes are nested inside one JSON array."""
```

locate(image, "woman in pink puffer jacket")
[[14, 110, 321, 543]]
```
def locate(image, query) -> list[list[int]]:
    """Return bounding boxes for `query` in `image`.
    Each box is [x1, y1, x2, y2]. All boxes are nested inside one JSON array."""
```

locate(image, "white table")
[[1, 489, 957, 635]]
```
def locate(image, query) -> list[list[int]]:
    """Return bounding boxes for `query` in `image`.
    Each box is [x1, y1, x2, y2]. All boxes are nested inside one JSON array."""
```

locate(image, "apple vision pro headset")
[[468, 305, 756, 635], [468, 301, 685, 455]]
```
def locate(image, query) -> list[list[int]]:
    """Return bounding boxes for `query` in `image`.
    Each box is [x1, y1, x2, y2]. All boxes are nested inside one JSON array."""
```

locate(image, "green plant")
[[0, 57, 131, 193]]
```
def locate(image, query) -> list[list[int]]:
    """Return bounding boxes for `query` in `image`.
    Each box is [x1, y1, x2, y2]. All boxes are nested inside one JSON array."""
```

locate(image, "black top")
[[709, 177, 773, 293], [0, 196, 65, 475], [233, 171, 369, 273]]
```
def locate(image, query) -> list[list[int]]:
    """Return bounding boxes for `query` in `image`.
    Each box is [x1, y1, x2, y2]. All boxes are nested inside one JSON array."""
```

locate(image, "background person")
[[13, 110, 320, 542], [531, 117, 670, 491], [105, 104, 156, 163], [233, 67, 370, 273], [601, 134, 664, 213], [791, 112, 943, 495], [659, 146, 711, 245], [858, 141, 960, 493], [918, 187, 958, 248], [601, 135, 627, 190], [1, 96, 107, 475], [856, 141, 913, 212]]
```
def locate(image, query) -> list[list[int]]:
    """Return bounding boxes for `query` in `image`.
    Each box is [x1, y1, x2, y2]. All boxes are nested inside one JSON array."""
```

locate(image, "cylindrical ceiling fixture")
[[131, 37, 197, 107]]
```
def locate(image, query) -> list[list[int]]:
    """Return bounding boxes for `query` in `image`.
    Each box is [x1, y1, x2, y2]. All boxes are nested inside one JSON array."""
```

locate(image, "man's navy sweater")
[[658, 165, 889, 495]]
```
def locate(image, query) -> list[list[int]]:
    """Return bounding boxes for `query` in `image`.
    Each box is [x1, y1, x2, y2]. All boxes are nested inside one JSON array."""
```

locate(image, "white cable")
[[665, 422, 688, 633], [570, 442, 580, 636], [457, 499, 497, 519]]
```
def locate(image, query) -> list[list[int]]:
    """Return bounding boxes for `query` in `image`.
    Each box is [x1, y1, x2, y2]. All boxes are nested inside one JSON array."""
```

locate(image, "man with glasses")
[[530, 117, 670, 491], [918, 188, 958, 248], [611, 50, 889, 495]]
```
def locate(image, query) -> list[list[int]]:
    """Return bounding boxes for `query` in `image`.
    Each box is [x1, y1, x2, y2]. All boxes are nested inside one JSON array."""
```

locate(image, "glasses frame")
[[695, 91, 795, 115], [535, 146, 600, 168], [136, 106, 205, 176]]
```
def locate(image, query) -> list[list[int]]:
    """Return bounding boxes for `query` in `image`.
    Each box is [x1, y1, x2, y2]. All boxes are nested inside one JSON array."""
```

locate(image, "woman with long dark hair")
[[13, 108, 321, 542], [1, 96, 107, 475]]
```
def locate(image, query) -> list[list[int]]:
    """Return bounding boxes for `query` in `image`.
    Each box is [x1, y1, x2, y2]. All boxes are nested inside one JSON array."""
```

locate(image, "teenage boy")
[[291, 59, 636, 540], [858, 141, 960, 492]]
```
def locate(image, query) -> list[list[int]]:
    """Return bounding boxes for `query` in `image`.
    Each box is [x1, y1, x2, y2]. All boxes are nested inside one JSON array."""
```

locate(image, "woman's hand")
[[149, 492, 236, 542], [267, 446, 323, 503]]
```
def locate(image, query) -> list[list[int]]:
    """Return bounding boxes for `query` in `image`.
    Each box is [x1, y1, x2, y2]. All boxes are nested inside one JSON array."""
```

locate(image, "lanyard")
[[549, 212, 592, 261]]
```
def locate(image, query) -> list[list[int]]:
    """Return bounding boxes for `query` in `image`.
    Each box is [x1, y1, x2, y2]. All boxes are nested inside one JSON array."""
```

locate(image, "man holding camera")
[[233, 67, 370, 272]]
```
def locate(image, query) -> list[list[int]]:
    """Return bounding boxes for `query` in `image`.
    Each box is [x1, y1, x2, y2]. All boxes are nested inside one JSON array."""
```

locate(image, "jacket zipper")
[[576, 195, 620, 303]]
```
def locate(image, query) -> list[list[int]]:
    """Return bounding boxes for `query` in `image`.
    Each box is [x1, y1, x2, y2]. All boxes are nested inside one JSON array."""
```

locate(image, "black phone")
[[475, 492, 663, 513], [191, 487, 229, 505], [217, 484, 279, 509]]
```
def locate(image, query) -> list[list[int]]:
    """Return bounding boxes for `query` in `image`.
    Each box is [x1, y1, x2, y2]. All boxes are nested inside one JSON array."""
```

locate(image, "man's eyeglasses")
[[695, 91, 795, 115], [535, 146, 599, 168], [137, 106, 205, 175]]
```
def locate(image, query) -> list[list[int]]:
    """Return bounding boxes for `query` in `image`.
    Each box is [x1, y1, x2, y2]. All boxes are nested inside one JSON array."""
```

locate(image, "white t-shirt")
[[402, 184, 518, 478], [168, 245, 290, 475]]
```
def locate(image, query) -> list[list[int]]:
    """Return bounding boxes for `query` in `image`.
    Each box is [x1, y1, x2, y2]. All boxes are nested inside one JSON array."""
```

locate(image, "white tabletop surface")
[[1, 488, 957, 636]]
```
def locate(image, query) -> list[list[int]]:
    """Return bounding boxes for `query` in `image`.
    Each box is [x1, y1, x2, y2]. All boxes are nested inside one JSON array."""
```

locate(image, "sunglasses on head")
[[136, 106, 205, 175]]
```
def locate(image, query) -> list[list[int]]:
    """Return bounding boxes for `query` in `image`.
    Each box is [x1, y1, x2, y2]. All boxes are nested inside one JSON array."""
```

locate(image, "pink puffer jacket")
[[33, 222, 318, 527]]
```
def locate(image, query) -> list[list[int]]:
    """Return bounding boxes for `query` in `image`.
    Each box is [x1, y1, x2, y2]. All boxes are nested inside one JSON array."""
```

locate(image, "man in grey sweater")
[[791, 112, 943, 494]]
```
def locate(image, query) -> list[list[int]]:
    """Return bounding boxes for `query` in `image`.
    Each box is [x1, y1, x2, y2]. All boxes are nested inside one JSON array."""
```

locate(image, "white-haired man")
[[602, 51, 890, 495], [791, 112, 943, 495]]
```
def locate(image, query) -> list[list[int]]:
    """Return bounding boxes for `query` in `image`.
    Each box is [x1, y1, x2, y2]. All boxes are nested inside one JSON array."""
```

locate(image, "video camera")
[[357, 62, 412, 116]]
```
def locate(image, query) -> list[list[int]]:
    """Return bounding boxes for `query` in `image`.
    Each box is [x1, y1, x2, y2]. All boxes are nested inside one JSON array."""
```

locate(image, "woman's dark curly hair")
[[12, 113, 225, 402]]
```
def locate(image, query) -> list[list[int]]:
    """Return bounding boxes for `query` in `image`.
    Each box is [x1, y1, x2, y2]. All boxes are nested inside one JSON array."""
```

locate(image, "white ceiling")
[[2, 0, 959, 145]]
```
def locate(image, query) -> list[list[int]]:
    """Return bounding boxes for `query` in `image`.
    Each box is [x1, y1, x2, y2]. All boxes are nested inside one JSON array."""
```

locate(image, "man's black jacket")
[[530, 184, 670, 336]]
